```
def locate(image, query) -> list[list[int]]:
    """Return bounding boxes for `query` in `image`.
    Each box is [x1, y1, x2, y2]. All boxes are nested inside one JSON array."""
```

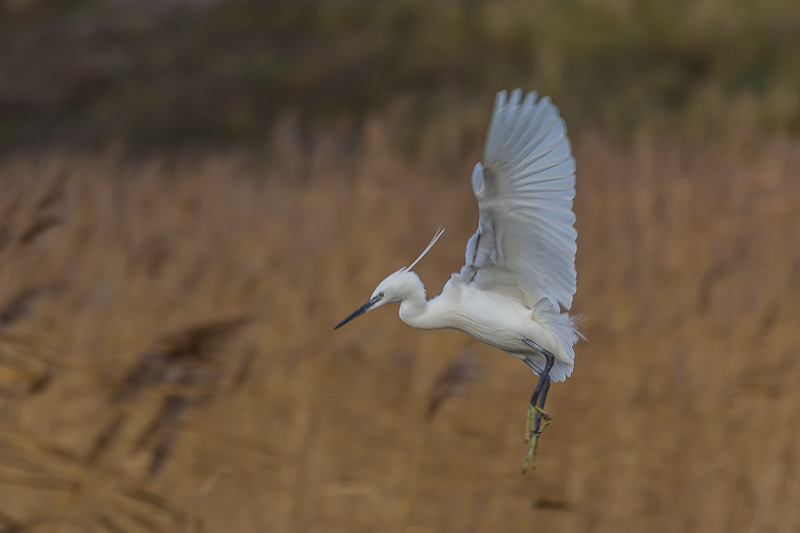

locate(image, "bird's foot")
[[524, 405, 550, 442], [522, 405, 551, 474]]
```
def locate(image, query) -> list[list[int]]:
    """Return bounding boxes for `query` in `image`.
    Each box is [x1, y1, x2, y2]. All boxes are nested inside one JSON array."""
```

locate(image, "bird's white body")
[[379, 269, 577, 382], [338, 88, 579, 381]]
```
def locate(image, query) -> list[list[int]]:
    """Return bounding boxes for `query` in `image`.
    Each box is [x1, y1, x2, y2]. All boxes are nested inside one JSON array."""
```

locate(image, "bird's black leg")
[[523, 339, 555, 434], [528, 373, 543, 410], [521, 339, 556, 473], [535, 376, 551, 426]]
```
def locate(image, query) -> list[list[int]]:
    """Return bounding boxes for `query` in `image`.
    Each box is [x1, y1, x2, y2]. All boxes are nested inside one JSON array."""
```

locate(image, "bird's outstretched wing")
[[460, 89, 577, 310]]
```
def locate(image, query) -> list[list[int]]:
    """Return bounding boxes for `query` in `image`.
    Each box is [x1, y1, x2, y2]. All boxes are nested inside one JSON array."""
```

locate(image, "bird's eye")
[[378, 292, 385, 298]]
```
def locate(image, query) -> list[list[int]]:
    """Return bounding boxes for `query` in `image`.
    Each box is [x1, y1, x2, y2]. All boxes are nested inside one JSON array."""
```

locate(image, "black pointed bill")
[[334, 296, 381, 330]]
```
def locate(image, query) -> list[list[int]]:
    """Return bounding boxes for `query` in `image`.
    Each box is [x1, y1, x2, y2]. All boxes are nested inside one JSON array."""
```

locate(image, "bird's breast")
[[450, 287, 538, 353], [409, 282, 567, 361]]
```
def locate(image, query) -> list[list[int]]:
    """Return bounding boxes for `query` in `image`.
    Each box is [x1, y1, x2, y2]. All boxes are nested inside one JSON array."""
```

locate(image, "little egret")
[[335, 89, 579, 473]]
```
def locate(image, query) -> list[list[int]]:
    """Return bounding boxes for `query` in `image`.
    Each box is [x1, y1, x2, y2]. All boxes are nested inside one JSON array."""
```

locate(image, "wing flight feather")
[[460, 89, 577, 310]]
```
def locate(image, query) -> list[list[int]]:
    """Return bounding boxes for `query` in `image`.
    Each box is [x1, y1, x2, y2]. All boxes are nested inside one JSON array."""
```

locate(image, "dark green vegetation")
[[2, 0, 800, 149]]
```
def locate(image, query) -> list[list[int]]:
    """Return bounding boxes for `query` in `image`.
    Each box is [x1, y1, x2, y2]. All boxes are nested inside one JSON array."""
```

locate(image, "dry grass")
[[0, 123, 800, 532]]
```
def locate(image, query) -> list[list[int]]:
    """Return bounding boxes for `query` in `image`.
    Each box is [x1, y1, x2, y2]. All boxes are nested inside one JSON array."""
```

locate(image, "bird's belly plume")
[[448, 285, 573, 364], [455, 288, 534, 349]]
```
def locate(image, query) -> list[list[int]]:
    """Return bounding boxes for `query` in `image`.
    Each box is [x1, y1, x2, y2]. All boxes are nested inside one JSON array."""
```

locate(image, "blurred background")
[[1, 0, 800, 531]]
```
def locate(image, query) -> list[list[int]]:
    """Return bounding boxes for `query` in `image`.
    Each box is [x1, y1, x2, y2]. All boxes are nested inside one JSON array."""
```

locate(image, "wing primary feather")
[[502, 91, 536, 159], [499, 89, 523, 149], [513, 102, 559, 162], [485, 91, 508, 155], [503, 93, 542, 166], [514, 133, 573, 175]]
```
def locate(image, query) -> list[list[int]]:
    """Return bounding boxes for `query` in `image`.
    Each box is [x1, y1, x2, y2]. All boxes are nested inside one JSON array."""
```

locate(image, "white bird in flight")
[[335, 89, 580, 473]]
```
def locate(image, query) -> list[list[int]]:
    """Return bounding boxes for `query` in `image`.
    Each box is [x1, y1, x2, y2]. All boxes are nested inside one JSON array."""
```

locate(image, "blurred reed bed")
[[0, 119, 799, 532]]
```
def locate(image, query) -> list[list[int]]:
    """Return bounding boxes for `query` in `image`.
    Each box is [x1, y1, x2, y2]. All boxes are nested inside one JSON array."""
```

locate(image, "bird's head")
[[334, 229, 444, 330]]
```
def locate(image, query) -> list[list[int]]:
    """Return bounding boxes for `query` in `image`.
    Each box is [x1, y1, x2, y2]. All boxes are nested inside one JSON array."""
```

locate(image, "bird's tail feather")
[[528, 298, 581, 382]]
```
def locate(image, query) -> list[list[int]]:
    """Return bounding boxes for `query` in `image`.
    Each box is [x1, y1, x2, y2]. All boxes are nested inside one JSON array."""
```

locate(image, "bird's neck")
[[398, 282, 454, 330]]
